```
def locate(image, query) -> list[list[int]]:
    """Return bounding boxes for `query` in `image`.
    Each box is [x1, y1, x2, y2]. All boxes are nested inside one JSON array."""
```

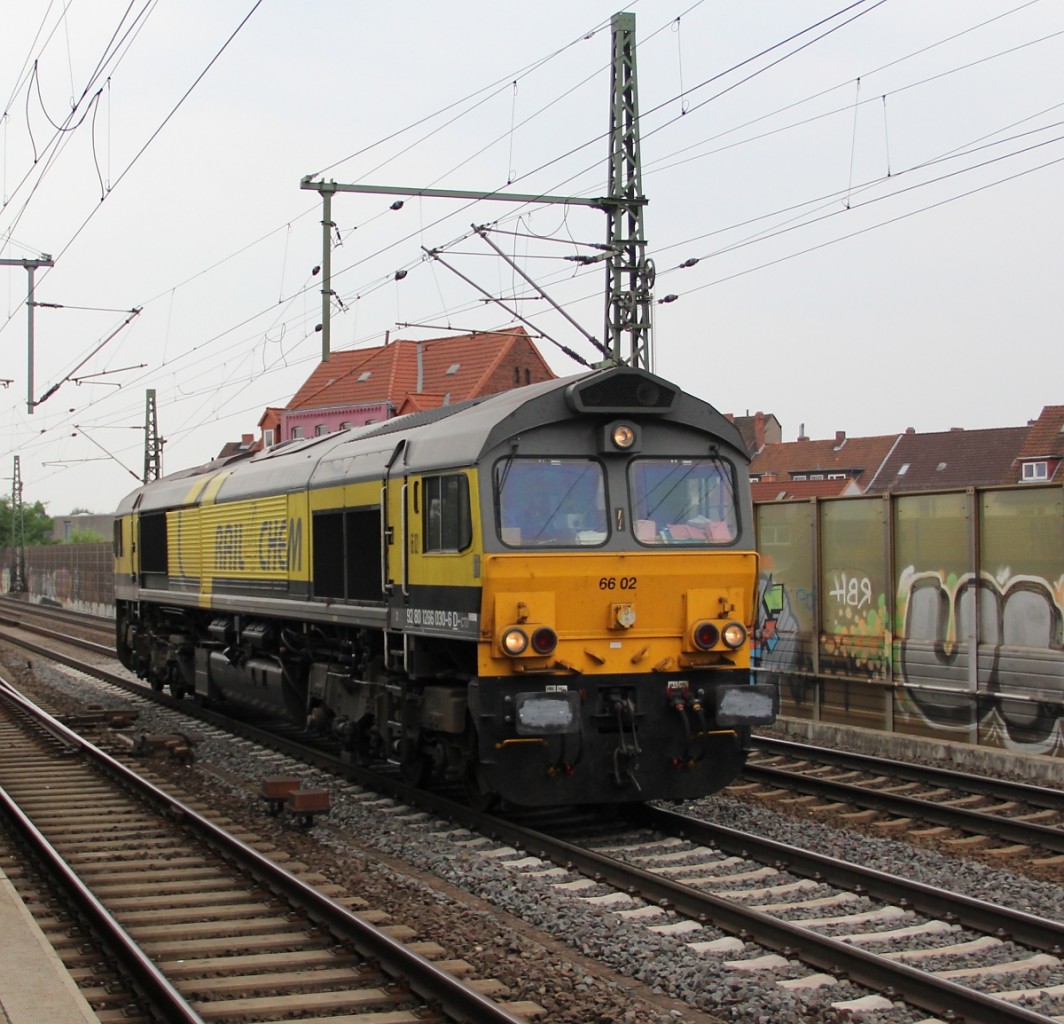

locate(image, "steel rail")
[[0, 675, 526, 1024], [0, 681, 206, 1024], [741, 762, 1064, 854], [752, 735, 1064, 812], [623, 803, 1064, 953], [0, 597, 115, 632], [470, 810, 1058, 1024], [0, 616, 115, 658], [5, 626, 1060, 1023]]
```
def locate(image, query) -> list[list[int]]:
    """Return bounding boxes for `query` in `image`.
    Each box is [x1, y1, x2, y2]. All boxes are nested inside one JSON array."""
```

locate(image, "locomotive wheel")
[[167, 664, 187, 700], [353, 734, 376, 768], [463, 763, 497, 812], [401, 755, 432, 787], [398, 737, 431, 786]]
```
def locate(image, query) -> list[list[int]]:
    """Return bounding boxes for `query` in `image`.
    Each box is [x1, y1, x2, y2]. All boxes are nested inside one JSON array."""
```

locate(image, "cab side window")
[[424, 474, 472, 552]]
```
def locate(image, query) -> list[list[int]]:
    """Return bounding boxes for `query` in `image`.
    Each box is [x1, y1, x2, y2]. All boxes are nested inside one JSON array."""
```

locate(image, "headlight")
[[531, 627, 558, 654], [721, 622, 747, 649], [501, 627, 528, 655], [611, 423, 637, 449], [691, 621, 719, 651]]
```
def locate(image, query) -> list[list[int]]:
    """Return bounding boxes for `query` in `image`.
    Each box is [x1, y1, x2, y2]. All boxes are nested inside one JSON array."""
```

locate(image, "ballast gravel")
[[7, 653, 1064, 1024]]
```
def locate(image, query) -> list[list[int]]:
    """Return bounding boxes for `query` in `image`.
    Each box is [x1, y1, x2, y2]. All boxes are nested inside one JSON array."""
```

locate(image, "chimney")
[[797, 423, 809, 442], [754, 412, 766, 451]]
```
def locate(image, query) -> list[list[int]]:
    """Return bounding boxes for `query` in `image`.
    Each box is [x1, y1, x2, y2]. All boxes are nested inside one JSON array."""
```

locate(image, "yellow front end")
[[478, 549, 759, 678]]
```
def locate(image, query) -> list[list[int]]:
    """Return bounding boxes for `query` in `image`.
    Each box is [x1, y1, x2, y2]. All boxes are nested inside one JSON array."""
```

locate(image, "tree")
[[0, 498, 56, 548], [68, 528, 107, 544]]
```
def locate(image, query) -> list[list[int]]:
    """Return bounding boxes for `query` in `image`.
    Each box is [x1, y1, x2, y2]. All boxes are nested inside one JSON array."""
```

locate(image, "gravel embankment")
[[6, 653, 1064, 1024]]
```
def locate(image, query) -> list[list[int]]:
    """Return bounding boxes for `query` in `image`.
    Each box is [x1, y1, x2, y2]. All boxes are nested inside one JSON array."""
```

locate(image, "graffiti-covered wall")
[[755, 484, 1064, 757], [2, 542, 114, 617], [7, 490, 1063, 759]]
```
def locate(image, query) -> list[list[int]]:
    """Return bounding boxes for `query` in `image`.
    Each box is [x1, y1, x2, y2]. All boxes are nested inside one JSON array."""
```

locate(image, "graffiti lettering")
[[830, 573, 872, 609]]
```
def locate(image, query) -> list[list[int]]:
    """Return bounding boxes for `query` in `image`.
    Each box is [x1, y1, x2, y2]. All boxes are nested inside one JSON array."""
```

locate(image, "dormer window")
[[1022, 461, 1048, 481]]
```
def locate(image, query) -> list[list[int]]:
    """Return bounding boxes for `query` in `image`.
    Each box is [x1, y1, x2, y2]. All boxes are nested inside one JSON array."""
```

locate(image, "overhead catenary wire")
[[1, 1, 1059, 502], [0, 0, 925, 375]]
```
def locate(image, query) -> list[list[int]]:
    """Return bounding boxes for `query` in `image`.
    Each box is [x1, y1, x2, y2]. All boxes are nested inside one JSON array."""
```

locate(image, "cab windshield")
[[629, 458, 738, 545], [495, 458, 608, 547]]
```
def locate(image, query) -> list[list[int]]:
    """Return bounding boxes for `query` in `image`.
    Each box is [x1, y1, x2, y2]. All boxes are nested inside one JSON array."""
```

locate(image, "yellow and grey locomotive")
[[114, 366, 776, 805]]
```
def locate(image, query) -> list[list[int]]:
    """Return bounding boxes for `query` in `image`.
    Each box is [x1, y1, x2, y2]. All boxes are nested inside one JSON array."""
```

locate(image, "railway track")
[[4, 608, 1064, 1022], [420, 805, 1062, 1022], [0, 675, 536, 1024], [738, 736, 1064, 862], [8, 603, 1062, 837], [7, 608, 1064, 865]]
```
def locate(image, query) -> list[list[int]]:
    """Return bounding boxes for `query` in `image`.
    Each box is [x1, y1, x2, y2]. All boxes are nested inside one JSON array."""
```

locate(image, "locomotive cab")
[[459, 369, 776, 805]]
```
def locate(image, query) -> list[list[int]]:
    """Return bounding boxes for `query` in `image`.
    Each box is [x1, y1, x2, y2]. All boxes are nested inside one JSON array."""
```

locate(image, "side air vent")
[[565, 370, 677, 415]]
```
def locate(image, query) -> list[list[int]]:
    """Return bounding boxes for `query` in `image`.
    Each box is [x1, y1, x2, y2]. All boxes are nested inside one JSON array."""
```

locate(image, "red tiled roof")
[[751, 478, 860, 503], [1016, 406, 1064, 460], [866, 426, 1029, 493], [726, 411, 782, 455], [286, 327, 553, 412], [257, 407, 282, 429], [749, 433, 901, 491], [396, 392, 446, 415]]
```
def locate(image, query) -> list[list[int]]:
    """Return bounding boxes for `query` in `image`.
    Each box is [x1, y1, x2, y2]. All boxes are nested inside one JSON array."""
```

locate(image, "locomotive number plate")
[[598, 576, 637, 590]]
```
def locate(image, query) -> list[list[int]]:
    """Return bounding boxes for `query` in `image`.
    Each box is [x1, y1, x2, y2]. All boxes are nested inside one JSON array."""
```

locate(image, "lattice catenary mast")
[[144, 388, 163, 483], [301, 11, 653, 370], [9, 456, 26, 593], [604, 11, 653, 371]]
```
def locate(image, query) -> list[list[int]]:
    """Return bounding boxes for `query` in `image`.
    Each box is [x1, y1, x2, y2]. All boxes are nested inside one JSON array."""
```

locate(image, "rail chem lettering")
[[215, 524, 246, 572], [214, 517, 303, 573]]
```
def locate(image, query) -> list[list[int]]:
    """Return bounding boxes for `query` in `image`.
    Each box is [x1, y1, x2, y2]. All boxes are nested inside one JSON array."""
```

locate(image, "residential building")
[[749, 430, 901, 501], [748, 406, 1061, 502], [863, 425, 1028, 495], [216, 433, 262, 459], [1013, 405, 1064, 484], [281, 327, 554, 441], [726, 411, 782, 456]]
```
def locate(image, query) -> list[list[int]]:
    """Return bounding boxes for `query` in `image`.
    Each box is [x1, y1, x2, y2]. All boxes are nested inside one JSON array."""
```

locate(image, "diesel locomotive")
[[114, 365, 777, 806]]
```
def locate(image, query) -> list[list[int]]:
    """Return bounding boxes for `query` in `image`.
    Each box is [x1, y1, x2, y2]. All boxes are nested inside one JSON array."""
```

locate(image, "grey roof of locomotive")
[[116, 367, 747, 515]]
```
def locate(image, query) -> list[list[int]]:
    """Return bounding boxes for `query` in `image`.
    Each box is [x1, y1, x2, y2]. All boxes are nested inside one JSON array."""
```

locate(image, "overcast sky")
[[2, 0, 1061, 515]]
